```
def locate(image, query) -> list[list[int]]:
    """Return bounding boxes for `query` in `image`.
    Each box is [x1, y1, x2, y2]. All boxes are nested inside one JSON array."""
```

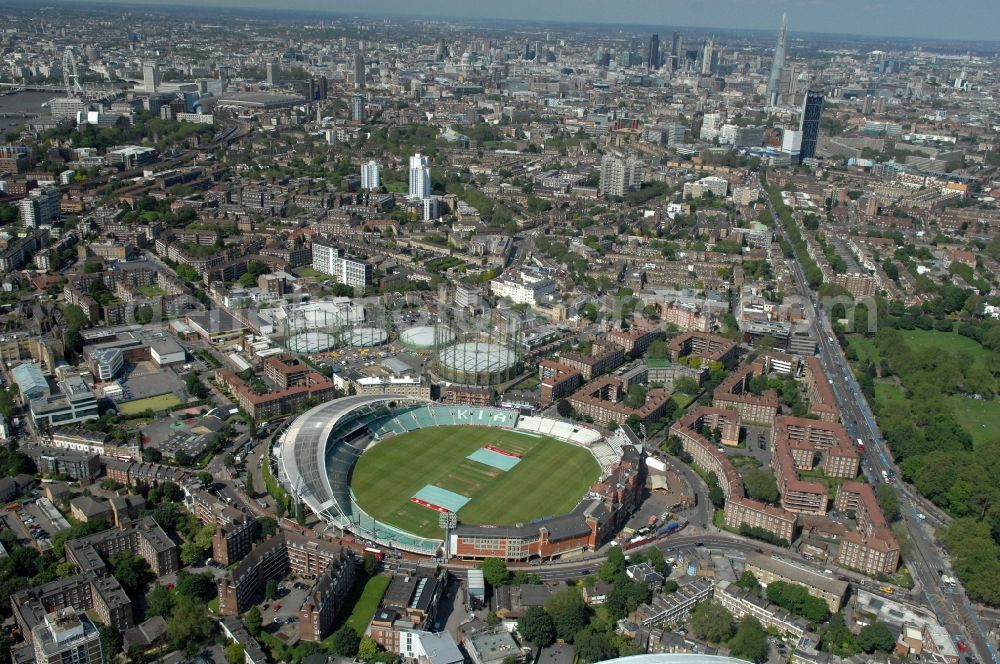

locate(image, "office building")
[[767, 14, 788, 105], [266, 61, 281, 86], [408, 153, 431, 199], [670, 32, 681, 71], [647, 34, 660, 70], [32, 609, 103, 664], [311, 240, 373, 288], [599, 154, 642, 197], [142, 62, 160, 93], [701, 39, 714, 75], [351, 94, 365, 122], [28, 375, 99, 428], [18, 186, 61, 227], [353, 52, 365, 89], [799, 88, 824, 163]]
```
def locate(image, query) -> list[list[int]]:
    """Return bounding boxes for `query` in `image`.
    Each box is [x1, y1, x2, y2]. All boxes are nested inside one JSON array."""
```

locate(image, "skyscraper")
[[408, 153, 431, 200], [767, 13, 788, 105], [353, 52, 365, 89], [701, 40, 713, 76], [671, 32, 682, 71], [266, 61, 281, 87], [799, 88, 824, 163], [647, 34, 660, 70], [361, 160, 380, 191], [535, 41, 543, 62], [142, 62, 160, 92]]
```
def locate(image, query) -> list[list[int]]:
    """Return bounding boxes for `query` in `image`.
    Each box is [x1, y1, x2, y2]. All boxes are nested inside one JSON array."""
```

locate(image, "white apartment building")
[[312, 240, 372, 288], [408, 153, 431, 199], [361, 160, 380, 190]]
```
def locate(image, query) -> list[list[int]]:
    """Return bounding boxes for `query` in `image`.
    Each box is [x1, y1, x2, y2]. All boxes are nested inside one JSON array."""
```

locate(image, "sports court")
[[352, 425, 600, 538], [466, 447, 521, 471]]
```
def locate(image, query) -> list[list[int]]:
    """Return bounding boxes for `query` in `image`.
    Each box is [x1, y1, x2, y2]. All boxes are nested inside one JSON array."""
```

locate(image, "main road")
[[760, 175, 997, 664]]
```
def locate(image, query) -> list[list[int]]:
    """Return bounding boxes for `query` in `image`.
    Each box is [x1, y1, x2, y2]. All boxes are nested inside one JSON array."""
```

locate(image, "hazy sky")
[[83, 0, 999, 42]]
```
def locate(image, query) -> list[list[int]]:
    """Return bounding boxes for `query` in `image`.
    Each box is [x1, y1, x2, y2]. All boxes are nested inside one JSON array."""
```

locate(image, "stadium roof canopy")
[[598, 656, 753, 664], [279, 395, 420, 519]]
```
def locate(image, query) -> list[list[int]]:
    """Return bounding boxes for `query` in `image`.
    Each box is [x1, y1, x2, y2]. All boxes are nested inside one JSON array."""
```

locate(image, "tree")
[[480, 557, 510, 588], [599, 546, 626, 582], [517, 606, 555, 646], [743, 468, 779, 504], [165, 596, 213, 651], [197, 471, 213, 487], [689, 601, 734, 643], [98, 624, 123, 662], [674, 376, 699, 394], [544, 588, 590, 643], [876, 484, 900, 522], [574, 628, 618, 663], [857, 622, 895, 653], [258, 517, 277, 539], [363, 552, 378, 576], [736, 570, 760, 594], [108, 550, 153, 594], [644, 547, 667, 574], [226, 643, 245, 664], [728, 616, 769, 662], [605, 579, 652, 620], [358, 635, 381, 661], [175, 571, 216, 602], [708, 486, 726, 509], [332, 626, 361, 657], [145, 584, 175, 619], [625, 385, 647, 409], [245, 606, 262, 637], [556, 399, 573, 418], [265, 578, 279, 601]]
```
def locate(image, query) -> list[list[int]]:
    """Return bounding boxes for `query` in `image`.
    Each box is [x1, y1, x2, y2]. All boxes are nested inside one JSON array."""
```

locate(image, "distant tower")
[[534, 41, 543, 62], [767, 13, 788, 105], [408, 153, 431, 200], [351, 94, 365, 122], [701, 40, 713, 75], [799, 87, 825, 163], [353, 52, 365, 89], [266, 61, 280, 86], [670, 32, 682, 71], [647, 34, 660, 70], [142, 62, 160, 92]]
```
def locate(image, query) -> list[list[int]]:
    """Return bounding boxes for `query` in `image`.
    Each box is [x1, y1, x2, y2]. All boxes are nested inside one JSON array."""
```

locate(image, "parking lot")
[[257, 581, 309, 639]]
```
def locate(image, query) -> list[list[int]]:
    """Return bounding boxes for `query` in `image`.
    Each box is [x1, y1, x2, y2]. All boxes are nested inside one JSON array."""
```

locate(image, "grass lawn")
[[326, 574, 391, 638], [136, 284, 166, 297], [293, 266, 326, 279], [671, 393, 694, 409], [117, 393, 182, 415], [352, 426, 600, 539], [873, 383, 907, 414], [510, 375, 541, 390], [947, 395, 1000, 449], [899, 329, 993, 367], [848, 336, 881, 365]]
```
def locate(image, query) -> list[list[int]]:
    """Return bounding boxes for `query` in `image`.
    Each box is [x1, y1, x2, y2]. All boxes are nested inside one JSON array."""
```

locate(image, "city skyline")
[[67, 0, 1000, 42]]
